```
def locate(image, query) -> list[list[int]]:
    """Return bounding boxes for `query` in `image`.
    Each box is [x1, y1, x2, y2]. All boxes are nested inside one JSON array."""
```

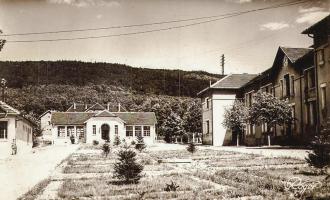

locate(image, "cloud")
[[96, 14, 103, 19], [260, 22, 289, 31], [47, 0, 120, 7], [296, 6, 329, 24], [225, 0, 252, 3]]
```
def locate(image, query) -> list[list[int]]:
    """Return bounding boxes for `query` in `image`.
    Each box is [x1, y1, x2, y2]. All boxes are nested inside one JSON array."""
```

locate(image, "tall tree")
[[162, 111, 184, 143], [222, 100, 248, 146], [248, 91, 293, 146], [183, 100, 202, 142]]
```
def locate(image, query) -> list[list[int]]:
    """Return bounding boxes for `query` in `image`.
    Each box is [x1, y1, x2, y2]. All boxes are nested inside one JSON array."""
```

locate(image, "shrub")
[[113, 135, 121, 146], [164, 181, 179, 192], [187, 142, 197, 154], [113, 147, 144, 184], [102, 142, 111, 158], [135, 135, 146, 152], [131, 140, 136, 145], [306, 119, 330, 169], [93, 140, 99, 146]]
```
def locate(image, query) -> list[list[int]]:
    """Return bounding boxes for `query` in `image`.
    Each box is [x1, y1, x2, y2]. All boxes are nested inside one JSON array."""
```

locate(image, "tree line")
[[0, 61, 222, 97]]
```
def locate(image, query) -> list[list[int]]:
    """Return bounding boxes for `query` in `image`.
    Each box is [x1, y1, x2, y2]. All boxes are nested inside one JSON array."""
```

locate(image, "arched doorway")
[[101, 124, 110, 141]]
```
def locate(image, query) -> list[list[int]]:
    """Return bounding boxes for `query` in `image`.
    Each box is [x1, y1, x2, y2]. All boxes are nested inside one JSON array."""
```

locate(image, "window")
[[206, 120, 210, 134], [135, 126, 142, 137], [205, 98, 209, 109], [306, 68, 316, 89], [67, 126, 75, 137], [115, 125, 118, 135], [143, 126, 150, 136], [58, 126, 66, 138], [317, 49, 325, 66], [321, 84, 327, 110], [280, 80, 284, 97], [284, 74, 290, 97], [0, 121, 8, 139], [291, 76, 295, 96], [93, 125, 96, 135], [126, 126, 133, 137]]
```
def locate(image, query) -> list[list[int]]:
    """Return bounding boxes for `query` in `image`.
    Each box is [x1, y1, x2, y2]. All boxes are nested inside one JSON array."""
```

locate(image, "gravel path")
[[0, 144, 79, 200]]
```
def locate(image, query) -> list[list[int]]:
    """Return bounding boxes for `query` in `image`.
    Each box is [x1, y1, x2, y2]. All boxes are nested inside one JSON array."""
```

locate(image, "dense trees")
[[0, 61, 222, 97]]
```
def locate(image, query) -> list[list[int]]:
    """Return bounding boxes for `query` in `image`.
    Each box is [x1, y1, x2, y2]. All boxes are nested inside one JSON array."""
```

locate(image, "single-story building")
[[41, 103, 157, 145], [0, 101, 35, 157]]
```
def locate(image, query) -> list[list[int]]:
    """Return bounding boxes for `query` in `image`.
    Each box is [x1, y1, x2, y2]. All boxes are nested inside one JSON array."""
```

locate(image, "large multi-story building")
[[198, 15, 329, 146]]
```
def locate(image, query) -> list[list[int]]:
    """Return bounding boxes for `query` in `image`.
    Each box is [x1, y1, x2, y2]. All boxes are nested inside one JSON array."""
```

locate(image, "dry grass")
[[17, 178, 51, 200], [43, 145, 329, 199]]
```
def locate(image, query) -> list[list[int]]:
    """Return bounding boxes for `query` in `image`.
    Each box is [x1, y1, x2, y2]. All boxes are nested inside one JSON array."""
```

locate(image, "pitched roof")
[[51, 112, 96, 125], [114, 112, 157, 125], [302, 14, 330, 34], [211, 74, 258, 89], [66, 103, 89, 112], [0, 101, 20, 115], [95, 110, 116, 117], [51, 111, 157, 125], [85, 103, 106, 112], [280, 47, 312, 63], [197, 74, 257, 96]]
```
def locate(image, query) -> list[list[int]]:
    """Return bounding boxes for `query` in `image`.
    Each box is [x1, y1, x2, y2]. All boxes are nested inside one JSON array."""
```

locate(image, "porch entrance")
[[101, 124, 110, 141]]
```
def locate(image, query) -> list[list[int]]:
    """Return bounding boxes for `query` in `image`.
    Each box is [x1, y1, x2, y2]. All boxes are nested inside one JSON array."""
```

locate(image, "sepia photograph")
[[0, 0, 329, 199]]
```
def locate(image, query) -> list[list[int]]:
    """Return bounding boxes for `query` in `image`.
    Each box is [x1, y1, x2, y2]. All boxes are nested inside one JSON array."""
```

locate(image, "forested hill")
[[0, 61, 223, 97]]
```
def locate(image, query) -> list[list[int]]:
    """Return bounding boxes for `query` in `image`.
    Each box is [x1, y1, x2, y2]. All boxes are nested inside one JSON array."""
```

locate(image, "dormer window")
[[283, 56, 288, 67], [317, 49, 325, 66]]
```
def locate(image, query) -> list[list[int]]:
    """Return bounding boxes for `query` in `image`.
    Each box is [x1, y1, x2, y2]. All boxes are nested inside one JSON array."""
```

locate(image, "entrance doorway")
[[101, 124, 110, 141], [0, 121, 8, 139]]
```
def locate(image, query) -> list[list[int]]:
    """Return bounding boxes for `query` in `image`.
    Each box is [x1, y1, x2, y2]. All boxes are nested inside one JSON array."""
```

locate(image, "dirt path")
[[0, 144, 79, 200]]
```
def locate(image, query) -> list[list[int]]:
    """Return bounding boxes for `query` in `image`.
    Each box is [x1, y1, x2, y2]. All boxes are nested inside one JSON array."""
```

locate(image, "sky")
[[0, 0, 329, 75]]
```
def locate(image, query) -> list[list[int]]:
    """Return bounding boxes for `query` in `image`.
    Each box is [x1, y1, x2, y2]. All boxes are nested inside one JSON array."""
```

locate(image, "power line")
[[1, 0, 304, 37], [5, 0, 308, 43]]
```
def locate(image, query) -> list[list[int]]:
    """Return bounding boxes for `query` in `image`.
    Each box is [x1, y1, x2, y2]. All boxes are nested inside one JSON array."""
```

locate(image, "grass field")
[[23, 144, 329, 200]]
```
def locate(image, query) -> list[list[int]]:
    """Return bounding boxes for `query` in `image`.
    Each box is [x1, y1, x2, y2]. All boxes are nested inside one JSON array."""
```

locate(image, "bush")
[[102, 142, 111, 158], [131, 140, 136, 145], [135, 135, 146, 152], [187, 142, 197, 154], [164, 181, 179, 192], [113, 135, 121, 146], [113, 147, 144, 184], [93, 140, 99, 146], [306, 119, 330, 169]]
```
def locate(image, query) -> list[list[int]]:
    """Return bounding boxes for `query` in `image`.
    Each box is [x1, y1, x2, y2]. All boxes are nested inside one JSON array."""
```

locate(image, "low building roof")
[[197, 74, 257, 96], [0, 101, 20, 115], [114, 112, 157, 125], [51, 111, 157, 125], [51, 112, 96, 125]]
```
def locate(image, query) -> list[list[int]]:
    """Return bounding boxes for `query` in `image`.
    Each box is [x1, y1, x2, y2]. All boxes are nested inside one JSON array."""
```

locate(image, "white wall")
[[40, 112, 53, 140], [85, 117, 125, 143], [212, 93, 236, 146]]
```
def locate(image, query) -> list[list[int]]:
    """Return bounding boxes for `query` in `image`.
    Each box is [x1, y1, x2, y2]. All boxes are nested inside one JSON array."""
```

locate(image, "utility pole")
[[221, 54, 225, 75], [1, 78, 7, 102], [178, 70, 181, 97]]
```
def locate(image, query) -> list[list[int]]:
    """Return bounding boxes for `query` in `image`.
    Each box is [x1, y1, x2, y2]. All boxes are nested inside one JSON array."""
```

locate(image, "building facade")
[[40, 103, 157, 145], [198, 15, 329, 146], [302, 15, 330, 131], [0, 101, 35, 156]]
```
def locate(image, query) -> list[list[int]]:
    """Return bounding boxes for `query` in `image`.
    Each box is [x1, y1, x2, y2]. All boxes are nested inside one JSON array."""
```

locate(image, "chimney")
[[107, 102, 110, 111], [209, 80, 212, 87], [118, 103, 121, 112], [85, 103, 88, 109], [73, 102, 76, 110]]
